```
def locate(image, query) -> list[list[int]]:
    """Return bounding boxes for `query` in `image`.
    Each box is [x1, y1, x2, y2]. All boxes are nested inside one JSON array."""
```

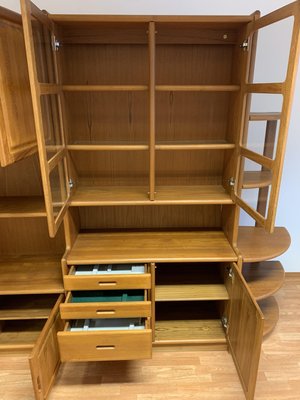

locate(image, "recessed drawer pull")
[[96, 310, 116, 315], [96, 345, 115, 350], [98, 281, 117, 286]]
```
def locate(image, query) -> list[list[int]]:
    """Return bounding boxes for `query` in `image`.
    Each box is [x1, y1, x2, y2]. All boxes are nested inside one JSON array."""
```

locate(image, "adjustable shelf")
[[155, 85, 240, 92], [0, 294, 58, 320], [155, 285, 229, 301], [0, 319, 45, 351], [62, 85, 148, 92], [155, 140, 235, 150], [70, 183, 233, 206], [67, 143, 149, 151], [0, 197, 46, 218], [67, 230, 238, 265], [249, 112, 281, 121], [0, 256, 64, 294]]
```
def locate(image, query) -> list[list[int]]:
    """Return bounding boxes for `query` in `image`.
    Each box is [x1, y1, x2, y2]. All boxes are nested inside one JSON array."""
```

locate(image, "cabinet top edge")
[[49, 14, 254, 25]]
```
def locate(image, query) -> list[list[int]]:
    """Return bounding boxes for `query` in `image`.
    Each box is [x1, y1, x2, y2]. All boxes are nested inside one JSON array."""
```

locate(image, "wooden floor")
[[0, 274, 299, 400]]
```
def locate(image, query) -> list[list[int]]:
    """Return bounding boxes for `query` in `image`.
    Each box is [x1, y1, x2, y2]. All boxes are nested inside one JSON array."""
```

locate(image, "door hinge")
[[240, 39, 249, 51], [221, 316, 229, 331], [52, 35, 61, 52], [228, 177, 235, 188], [68, 178, 74, 190], [227, 267, 234, 279]]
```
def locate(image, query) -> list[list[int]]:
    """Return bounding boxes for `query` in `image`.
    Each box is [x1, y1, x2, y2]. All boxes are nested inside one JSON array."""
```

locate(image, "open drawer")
[[57, 318, 152, 362], [64, 264, 151, 291], [60, 291, 151, 319]]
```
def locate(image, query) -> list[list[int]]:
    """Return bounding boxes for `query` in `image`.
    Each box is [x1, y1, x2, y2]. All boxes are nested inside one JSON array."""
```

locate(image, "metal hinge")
[[240, 39, 249, 51], [221, 316, 229, 331], [228, 177, 235, 188], [52, 35, 60, 51], [227, 267, 234, 279], [68, 178, 74, 190]]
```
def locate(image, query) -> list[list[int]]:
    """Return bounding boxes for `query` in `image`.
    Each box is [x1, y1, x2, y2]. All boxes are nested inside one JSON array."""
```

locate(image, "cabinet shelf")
[[0, 295, 58, 320], [258, 296, 279, 337], [156, 141, 235, 150], [242, 171, 272, 189], [70, 184, 233, 206], [237, 227, 291, 262], [154, 319, 226, 344], [0, 256, 64, 295], [0, 197, 46, 218], [63, 85, 148, 92], [67, 230, 237, 264], [0, 319, 45, 351], [243, 261, 285, 300], [67, 143, 149, 151], [249, 112, 281, 121], [155, 85, 240, 92], [156, 284, 229, 301]]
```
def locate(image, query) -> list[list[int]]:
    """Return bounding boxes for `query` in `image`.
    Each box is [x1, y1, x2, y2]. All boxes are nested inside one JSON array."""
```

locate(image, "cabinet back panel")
[[156, 92, 231, 143], [156, 44, 234, 85], [70, 151, 149, 186], [78, 205, 221, 230], [156, 150, 225, 185], [61, 44, 148, 85], [64, 92, 148, 144], [0, 219, 65, 255], [0, 154, 43, 196]]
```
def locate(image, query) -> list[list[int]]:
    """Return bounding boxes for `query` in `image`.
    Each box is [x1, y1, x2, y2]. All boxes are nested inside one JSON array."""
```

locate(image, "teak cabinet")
[[0, 0, 299, 399]]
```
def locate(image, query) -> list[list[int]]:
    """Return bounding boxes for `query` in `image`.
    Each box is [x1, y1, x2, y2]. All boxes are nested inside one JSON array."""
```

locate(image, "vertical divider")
[[148, 22, 156, 201]]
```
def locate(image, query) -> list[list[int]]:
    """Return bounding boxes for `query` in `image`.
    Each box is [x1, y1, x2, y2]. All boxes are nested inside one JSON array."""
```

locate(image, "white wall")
[[1, 0, 299, 271]]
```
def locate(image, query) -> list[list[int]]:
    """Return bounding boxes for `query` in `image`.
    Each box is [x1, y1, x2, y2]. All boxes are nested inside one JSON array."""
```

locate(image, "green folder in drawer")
[[71, 290, 145, 303]]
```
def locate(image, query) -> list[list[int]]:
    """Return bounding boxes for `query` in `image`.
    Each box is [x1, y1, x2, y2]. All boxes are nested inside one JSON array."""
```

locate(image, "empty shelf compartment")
[[71, 290, 145, 303], [72, 264, 146, 275], [69, 318, 146, 331]]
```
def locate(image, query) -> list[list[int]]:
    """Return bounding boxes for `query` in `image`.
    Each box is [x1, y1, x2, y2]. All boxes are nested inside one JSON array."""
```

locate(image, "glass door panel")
[[21, 0, 69, 237]]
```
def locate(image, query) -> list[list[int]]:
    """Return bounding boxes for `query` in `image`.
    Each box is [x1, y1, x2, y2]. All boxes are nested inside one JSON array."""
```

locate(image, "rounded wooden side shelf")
[[238, 227, 291, 262], [242, 261, 285, 300], [258, 296, 280, 338]]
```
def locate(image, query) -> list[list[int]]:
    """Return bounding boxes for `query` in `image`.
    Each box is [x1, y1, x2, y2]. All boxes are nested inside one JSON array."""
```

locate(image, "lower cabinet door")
[[57, 320, 152, 362], [227, 263, 264, 400], [29, 294, 64, 400]]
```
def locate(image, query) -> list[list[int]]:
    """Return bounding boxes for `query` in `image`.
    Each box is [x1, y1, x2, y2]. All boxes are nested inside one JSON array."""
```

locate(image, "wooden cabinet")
[[0, 1, 299, 399]]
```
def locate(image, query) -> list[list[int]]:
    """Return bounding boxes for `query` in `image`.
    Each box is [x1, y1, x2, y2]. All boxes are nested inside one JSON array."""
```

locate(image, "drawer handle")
[[96, 310, 116, 315], [96, 345, 115, 350], [98, 281, 117, 286]]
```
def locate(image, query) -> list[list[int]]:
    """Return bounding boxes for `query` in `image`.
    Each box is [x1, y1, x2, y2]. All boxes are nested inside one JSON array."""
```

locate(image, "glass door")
[[20, 0, 70, 237], [235, 2, 300, 233]]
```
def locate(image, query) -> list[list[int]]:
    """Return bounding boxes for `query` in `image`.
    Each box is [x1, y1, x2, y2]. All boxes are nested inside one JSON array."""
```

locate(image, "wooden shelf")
[[67, 143, 149, 151], [63, 85, 148, 92], [243, 261, 285, 300], [0, 256, 64, 294], [70, 184, 233, 206], [237, 227, 291, 262], [67, 230, 237, 264], [0, 197, 46, 218], [156, 284, 229, 301], [155, 320, 226, 344], [249, 112, 281, 121], [156, 85, 240, 92], [0, 295, 58, 320], [155, 141, 235, 150], [258, 296, 279, 337], [0, 319, 44, 351], [242, 171, 272, 189]]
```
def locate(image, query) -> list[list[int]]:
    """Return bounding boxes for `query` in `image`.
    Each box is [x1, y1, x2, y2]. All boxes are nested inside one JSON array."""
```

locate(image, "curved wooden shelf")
[[258, 296, 279, 338], [242, 171, 272, 189], [238, 227, 291, 262], [243, 261, 285, 300]]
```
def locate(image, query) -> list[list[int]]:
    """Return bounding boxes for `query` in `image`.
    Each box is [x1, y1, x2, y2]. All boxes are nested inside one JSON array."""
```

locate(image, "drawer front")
[[60, 300, 151, 319], [64, 273, 151, 291], [58, 329, 152, 362]]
